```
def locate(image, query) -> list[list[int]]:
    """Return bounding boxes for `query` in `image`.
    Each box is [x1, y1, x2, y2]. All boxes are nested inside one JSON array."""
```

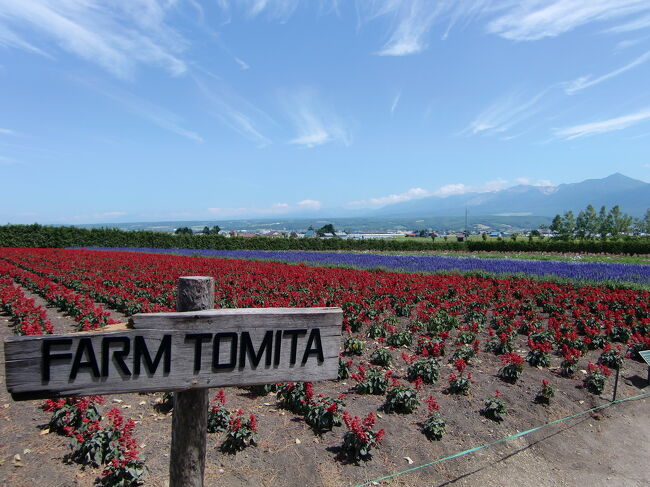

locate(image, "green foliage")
[[316, 223, 336, 236], [447, 373, 472, 395], [424, 311, 460, 334], [2, 224, 650, 254], [353, 367, 389, 395], [337, 358, 352, 380], [343, 336, 365, 355], [367, 321, 388, 339], [526, 348, 551, 367], [369, 347, 393, 367], [422, 412, 445, 441], [535, 380, 555, 404], [276, 382, 309, 414], [207, 390, 230, 433], [481, 393, 507, 422], [584, 363, 611, 395], [386, 329, 412, 347], [451, 344, 476, 362], [220, 410, 258, 453], [383, 385, 419, 414], [406, 357, 440, 383], [598, 347, 624, 370], [304, 395, 344, 433], [497, 362, 524, 384]]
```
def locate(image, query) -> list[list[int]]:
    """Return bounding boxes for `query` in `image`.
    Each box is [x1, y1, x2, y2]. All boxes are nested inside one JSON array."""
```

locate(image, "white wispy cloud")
[[297, 199, 322, 210], [434, 178, 510, 195], [208, 199, 322, 217], [373, 0, 441, 56], [284, 89, 351, 148], [194, 75, 272, 146], [347, 188, 432, 208], [515, 177, 553, 186], [73, 76, 203, 142], [487, 0, 650, 41], [234, 57, 250, 70], [346, 178, 514, 209], [0, 128, 18, 136], [0, 0, 187, 79], [216, 0, 300, 21], [555, 108, 650, 139], [605, 13, 650, 33], [390, 91, 401, 115], [358, 0, 493, 56], [461, 88, 549, 137], [565, 50, 650, 94]]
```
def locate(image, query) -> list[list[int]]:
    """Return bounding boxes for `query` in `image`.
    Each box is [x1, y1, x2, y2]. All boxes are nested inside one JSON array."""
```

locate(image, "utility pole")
[[464, 208, 468, 237]]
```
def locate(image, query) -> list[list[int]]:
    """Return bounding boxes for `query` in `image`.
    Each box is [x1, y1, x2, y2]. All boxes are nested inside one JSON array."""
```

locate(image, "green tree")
[[316, 224, 336, 236], [575, 204, 599, 240], [212, 225, 221, 235], [598, 206, 611, 240], [632, 209, 650, 235], [608, 205, 632, 240], [174, 227, 193, 235], [551, 211, 575, 240], [549, 215, 563, 238], [202, 226, 210, 235]]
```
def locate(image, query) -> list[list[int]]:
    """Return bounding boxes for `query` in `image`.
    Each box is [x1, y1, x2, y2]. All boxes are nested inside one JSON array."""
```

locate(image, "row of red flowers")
[[0, 273, 53, 335]]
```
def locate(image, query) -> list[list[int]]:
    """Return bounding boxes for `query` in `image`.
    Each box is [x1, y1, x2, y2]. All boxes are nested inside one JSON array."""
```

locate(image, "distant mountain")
[[372, 173, 649, 217]]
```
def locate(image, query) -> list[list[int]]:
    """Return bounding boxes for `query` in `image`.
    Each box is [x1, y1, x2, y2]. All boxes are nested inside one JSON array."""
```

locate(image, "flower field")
[[1, 246, 649, 486], [81, 247, 650, 286]]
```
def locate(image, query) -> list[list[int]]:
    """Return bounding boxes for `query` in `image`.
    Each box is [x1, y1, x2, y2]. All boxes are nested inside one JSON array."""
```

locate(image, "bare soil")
[[0, 286, 649, 487]]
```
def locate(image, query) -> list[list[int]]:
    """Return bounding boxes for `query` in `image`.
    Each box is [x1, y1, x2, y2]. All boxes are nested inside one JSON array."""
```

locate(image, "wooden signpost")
[[3, 276, 343, 486]]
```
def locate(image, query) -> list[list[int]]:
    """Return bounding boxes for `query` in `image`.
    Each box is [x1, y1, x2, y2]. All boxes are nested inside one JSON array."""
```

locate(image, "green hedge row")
[[1, 224, 649, 254]]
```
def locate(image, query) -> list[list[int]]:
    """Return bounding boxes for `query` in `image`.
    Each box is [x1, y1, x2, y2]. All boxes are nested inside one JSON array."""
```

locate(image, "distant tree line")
[[549, 205, 649, 241], [1, 223, 650, 254]]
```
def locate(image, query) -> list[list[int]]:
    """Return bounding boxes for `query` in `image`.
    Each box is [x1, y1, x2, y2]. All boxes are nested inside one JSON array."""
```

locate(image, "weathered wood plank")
[[129, 307, 342, 330], [4, 313, 341, 400]]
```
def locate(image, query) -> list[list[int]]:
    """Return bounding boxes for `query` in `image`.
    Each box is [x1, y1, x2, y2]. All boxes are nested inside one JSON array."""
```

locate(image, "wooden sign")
[[4, 307, 342, 401]]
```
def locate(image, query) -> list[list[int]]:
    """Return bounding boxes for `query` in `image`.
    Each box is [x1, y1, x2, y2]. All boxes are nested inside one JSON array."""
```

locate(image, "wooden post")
[[612, 366, 620, 402], [170, 276, 214, 487]]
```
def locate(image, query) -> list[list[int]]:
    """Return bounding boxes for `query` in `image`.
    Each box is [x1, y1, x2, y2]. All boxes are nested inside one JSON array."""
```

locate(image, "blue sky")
[[1, 0, 650, 224]]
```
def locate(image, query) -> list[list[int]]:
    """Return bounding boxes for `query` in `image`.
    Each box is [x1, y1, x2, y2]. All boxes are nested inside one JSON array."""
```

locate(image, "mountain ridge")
[[371, 173, 649, 218]]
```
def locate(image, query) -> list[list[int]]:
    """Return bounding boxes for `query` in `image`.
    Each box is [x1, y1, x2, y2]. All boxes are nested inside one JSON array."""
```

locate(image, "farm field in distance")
[[1, 247, 649, 486], [80, 247, 650, 288]]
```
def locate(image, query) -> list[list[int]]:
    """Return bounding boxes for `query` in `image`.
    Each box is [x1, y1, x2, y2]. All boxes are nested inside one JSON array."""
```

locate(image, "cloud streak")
[[461, 88, 549, 137], [390, 91, 401, 115], [565, 50, 650, 94], [194, 75, 273, 146], [208, 198, 322, 217], [487, 0, 650, 41], [346, 178, 539, 209], [73, 76, 203, 142], [284, 89, 351, 148], [555, 108, 650, 139], [347, 188, 432, 208], [0, 0, 187, 79]]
